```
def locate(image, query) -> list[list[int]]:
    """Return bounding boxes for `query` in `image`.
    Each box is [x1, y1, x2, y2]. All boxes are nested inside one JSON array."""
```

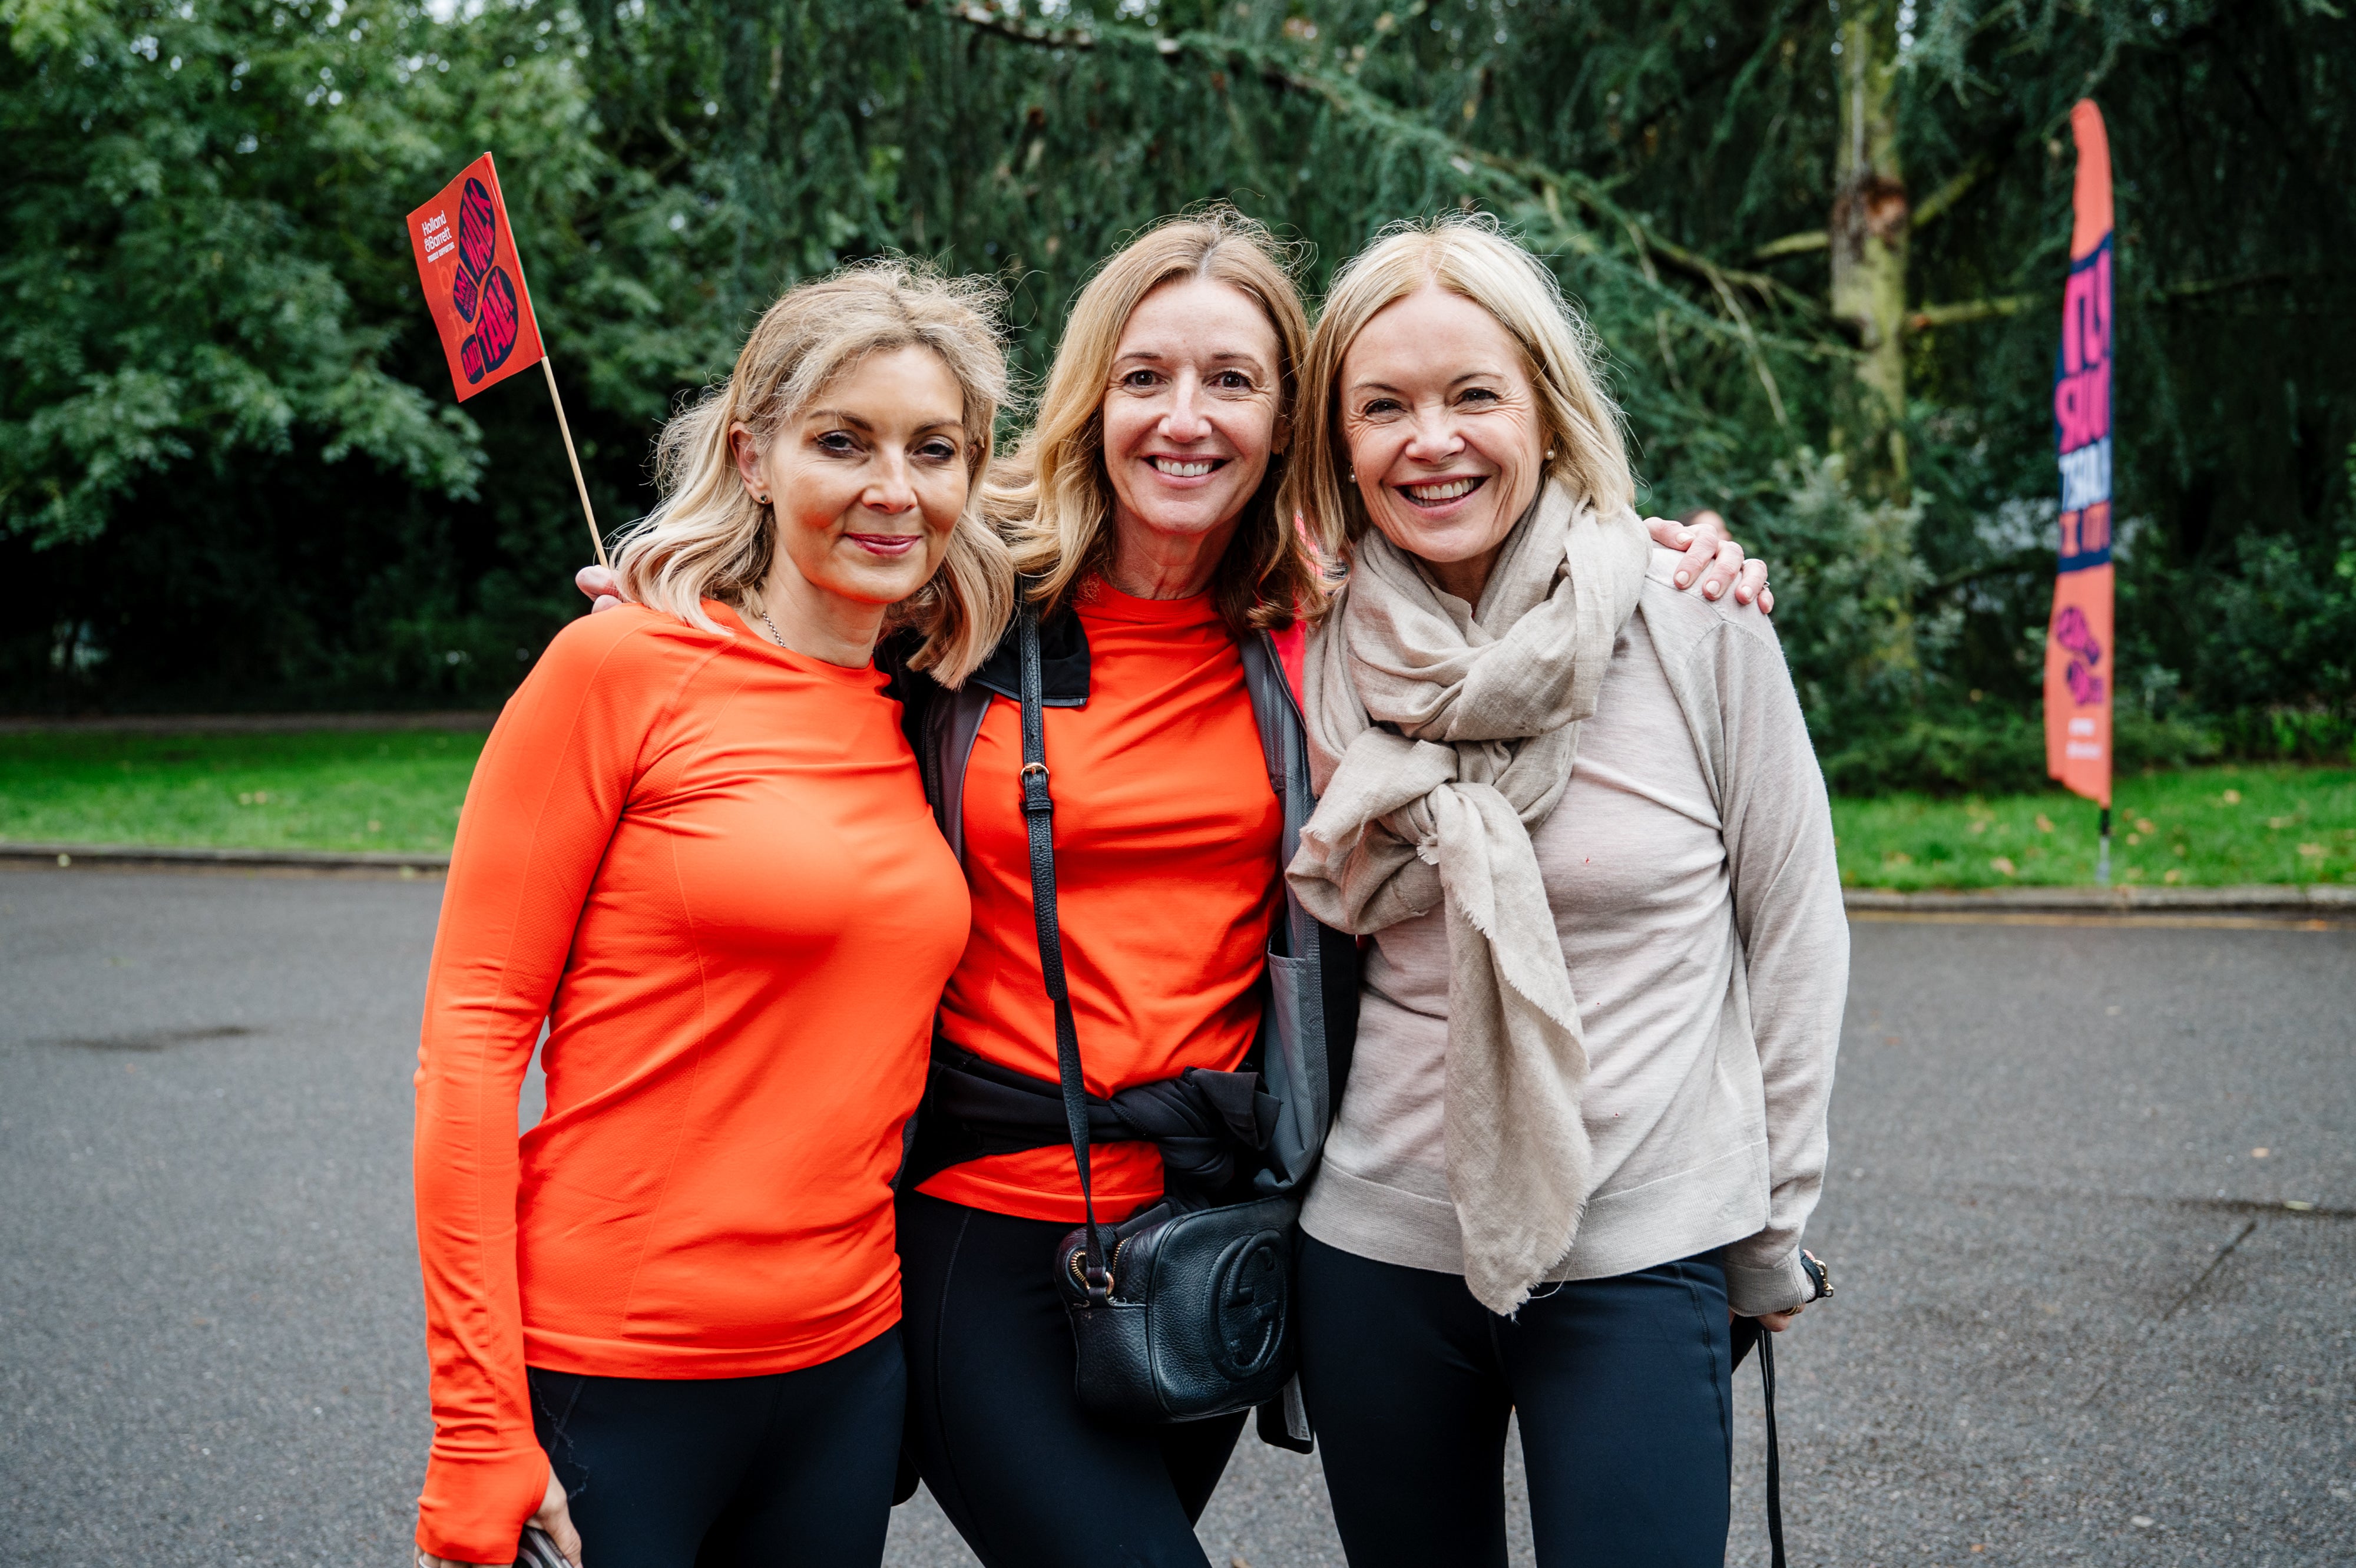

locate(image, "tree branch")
[[1751, 230, 1829, 260], [1908, 157, 1991, 229], [1905, 271, 2317, 333], [921, 1, 1107, 52], [1749, 156, 1991, 262], [921, 1, 1819, 319], [2149, 269, 2292, 303], [1907, 295, 2033, 330]]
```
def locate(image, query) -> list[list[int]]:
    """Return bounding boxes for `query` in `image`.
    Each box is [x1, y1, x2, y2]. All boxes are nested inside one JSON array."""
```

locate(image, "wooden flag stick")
[[541, 356, 608, 570]]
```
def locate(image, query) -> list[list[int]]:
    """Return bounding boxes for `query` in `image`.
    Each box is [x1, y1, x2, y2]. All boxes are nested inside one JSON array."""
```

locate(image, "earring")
[[1545, 449, 1556, 460], [756, 492, 771, 505], [1348, 468, 1357, 482]]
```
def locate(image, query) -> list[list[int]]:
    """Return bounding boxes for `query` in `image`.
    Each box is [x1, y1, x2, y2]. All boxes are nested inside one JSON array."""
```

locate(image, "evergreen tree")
[[4, 0, 2349, 780]]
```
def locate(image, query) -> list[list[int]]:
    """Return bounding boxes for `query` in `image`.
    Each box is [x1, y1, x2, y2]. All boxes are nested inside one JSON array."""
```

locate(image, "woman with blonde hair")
[[884, 207, 1348, 1568], [411, 259, 1011, 1568], [1283, 214, 1845, 1567]]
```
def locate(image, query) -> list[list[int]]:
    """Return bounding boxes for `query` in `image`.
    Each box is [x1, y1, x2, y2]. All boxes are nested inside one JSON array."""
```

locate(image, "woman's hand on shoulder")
[[575, 564, 629, 614], [416, 1470, 582, 1568], [1642, 509, 1773, 614]]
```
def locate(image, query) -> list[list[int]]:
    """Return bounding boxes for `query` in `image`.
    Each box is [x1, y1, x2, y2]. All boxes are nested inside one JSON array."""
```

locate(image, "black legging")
[[525, 1329, 904, 1568], [1297, 1238, 1735, 1568], [896, 1189, 1246, 1568]]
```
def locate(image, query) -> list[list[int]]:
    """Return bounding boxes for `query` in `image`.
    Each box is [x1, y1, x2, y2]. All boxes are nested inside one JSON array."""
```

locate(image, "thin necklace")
[[755, 607, 789, 649]]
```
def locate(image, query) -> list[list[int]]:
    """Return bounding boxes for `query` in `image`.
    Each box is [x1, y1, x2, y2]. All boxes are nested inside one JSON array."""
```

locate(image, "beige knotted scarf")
[[1288, 480, 1650, 1314]]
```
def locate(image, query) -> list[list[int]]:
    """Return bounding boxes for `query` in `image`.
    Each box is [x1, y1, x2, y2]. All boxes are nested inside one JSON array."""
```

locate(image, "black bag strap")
[[1733, 1318, 1788, 1568], [1016, 608, 1113, 1305], [1759, 1326, 1786, 1568]]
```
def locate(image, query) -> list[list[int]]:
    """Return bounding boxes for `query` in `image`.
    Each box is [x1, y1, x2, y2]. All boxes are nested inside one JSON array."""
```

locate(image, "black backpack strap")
[[1017, 608, 1113, 1303]]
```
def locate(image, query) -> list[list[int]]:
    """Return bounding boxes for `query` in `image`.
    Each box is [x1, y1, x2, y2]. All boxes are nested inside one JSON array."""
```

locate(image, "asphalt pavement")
[[1, 869, 2349, 1567]]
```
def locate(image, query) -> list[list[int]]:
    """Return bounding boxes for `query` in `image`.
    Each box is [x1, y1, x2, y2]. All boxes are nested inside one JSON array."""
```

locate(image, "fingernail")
[[1705, 580, 1723, 598], [1676, 530, 1693, 545], [1675, 571, 1692, 587]]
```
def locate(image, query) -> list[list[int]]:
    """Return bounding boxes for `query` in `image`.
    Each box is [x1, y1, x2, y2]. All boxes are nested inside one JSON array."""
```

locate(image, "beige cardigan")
[[1301, 550, 1848, 1316]]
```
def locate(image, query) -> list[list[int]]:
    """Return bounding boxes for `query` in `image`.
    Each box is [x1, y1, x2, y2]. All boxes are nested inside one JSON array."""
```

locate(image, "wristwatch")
[[1800, 1248, 1834, 1303]]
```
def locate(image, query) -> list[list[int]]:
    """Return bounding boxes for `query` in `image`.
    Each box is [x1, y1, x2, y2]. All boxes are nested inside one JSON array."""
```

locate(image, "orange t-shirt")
[[924, 579, 1283, 1223], [412, 603, 969, 1563]]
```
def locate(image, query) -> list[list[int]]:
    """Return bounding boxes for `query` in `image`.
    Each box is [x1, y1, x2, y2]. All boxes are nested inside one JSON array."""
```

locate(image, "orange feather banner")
[[2043, 101, 2115, 858]]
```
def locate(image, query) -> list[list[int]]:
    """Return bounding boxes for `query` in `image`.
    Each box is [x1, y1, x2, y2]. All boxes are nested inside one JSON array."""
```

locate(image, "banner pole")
[[2096, 805, 2112, 886], [541, 357, 608, 570]]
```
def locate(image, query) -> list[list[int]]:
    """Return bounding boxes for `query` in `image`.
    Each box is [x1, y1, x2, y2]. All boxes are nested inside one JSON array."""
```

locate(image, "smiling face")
[[1339, 285, 1548, 602], [734, 345, 972, 613], [1100, 276, 1284, 565]]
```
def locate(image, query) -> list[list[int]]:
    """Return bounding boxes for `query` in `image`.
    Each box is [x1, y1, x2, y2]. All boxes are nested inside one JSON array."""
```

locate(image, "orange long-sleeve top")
[[412, 603, 969, 1564], [923, 579, 1283, 1223]]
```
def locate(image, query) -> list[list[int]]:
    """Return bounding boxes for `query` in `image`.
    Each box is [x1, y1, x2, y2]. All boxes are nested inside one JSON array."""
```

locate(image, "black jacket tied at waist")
[[902, 1044, 1280, 1201]]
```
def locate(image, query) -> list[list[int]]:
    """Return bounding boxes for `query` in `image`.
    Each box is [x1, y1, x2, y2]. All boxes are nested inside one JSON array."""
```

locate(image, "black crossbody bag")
[[1011, 608, 1299, 1424]]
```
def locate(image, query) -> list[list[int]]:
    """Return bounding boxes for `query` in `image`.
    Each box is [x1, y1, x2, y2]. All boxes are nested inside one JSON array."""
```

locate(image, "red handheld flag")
[[406, 154, 605, 567], [408, 154, 544, 402], [2043, 101, 2115, 811]]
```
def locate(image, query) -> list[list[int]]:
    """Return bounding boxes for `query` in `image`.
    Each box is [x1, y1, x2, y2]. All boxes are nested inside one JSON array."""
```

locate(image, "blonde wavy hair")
[[990, 207, 1326, 634], [614, 259, 1015, 686], [1284, 213, 1635, 556]]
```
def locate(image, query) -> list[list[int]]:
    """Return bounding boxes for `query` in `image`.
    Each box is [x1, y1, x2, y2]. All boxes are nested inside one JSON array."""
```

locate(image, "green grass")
[[1834, 765, 2356, 889], [6, 733, 2352, 890], [0, 730, 487, 855]]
